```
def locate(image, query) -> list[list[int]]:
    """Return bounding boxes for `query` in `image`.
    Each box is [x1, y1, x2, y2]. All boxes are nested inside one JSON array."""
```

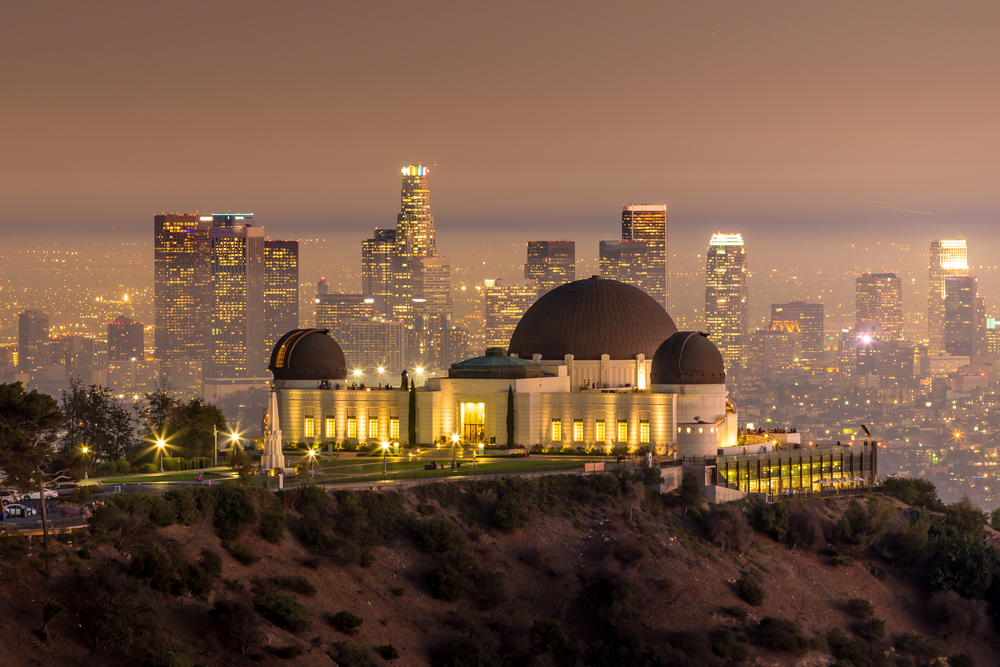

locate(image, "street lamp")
[[81, 445, 90, 479], [156, 439, 166, 473], [381, 440, 390, 476], [306, 446, 316, 481], [451, 433, 460, 468]]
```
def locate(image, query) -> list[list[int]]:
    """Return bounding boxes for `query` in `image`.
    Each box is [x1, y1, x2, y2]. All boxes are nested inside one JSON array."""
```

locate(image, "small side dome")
[[268, 329, 347, 381], [651, 332, 726, 385]]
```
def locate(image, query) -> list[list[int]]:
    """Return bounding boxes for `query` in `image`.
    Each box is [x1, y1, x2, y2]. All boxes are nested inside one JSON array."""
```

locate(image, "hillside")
[[0, 473, 998, 667]]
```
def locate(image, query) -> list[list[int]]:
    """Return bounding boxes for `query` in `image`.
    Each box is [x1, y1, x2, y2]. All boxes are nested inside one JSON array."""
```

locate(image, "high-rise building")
[[746, 329, 796, 372], [856, 273, 903, 340], [108, 316, 144, 362], [620, 204, 667, 309], [929, 239, 969, 354], [264, 239, 299, 358], [154, 213, 212, 365], [525, 241, 576, 295], [483, 279, 538, 350], [770, 301, 824, 361], [210, 213, 265, 378], [392, 165, 438, 324], [945, 276, 977, 356], [327, 320, 406, 376], [17, 311, 49, 373], [361, 228, 396, 316], [314, 292, 376, 329], [704, 233, 748, 369]]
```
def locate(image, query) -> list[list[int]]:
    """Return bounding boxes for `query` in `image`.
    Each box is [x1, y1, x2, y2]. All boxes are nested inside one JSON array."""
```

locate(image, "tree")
[[0, 382, 64, 551], [407, 380, 417, 445], [506, 385, 515, 447], [166, 399, 227, 458], [134, 386, 177, 443], [59, 379, 136, 461]]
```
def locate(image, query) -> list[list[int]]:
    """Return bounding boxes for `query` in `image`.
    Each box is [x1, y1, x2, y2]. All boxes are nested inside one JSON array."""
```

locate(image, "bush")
[[725, 605, 749, 621], [327, 640, 382, 667], [376, 644, 400, 660], [139, 463, 159, 475], [430, 562, 472, 602], [703, 505, 751, 551], [255, 592, 311, 635], [94, 458, 133, 477], [418, 516, 466, 553], [788, 505, 825, 551], [199, 548, 223, 578], [854, 618, 886, 642], [329, 610, 364, 635], [333, 490, 368, 539], [826, 628, 889, 667], [531, 618, 574, 665], [214, 483, 259, 544], [928, 532, 997, 599], [147, 638, 193, 667], [298, 515, 339, 554], [882, 477, 945, 511], [757, 617, 811, 656], [846, 598, 875, 620], [894, 633, 943, 662], [359, 549, 376, 567], [69, 486, 93, 505], [260, 509, 287, 544], [273, 575, 317, 596], [832, 497, 894, 547], [431, 630, 500, 667], [164, 487, 212, 526], [709, 626, 737, 658], [130, 547, 175, 592], [230, 543, 261, 566], [292, 483, 329, 514], [211, 600, 261, 654], [274, 644, 305, 659], [949, 654, 975, 667], [492, 493, 530, 532], [737, 571, 766, 607]]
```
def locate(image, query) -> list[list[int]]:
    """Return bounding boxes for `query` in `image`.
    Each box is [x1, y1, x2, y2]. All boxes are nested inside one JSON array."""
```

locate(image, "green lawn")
[[83, 471, 236, 484], [318, 459, 585, 485]]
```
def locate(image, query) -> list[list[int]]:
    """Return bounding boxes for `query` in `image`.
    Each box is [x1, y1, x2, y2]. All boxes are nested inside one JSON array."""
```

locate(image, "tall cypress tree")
[[408, 379, 417, 445], [506, 385, 515, 447]]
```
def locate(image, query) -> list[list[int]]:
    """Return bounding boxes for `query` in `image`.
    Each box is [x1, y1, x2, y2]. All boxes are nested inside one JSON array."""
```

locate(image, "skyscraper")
[[108, 315, 144, 362], [391, 165, 440, 324], [483, 279, 538, 350], [264, 239, 299, 358], [18, 310, 50, 372], [620, 204, 667, 309], [361, 228, 396, 316], [154, 213, 212, 365], [314, 292, 375, 328], [704, 233, 748, 369], [944, 276, 977, 356], [855, 273, 903, 340], [210, 213, 264, 378], [525, 241, 575, 295], [929, 239, 969, 354], [770, 301, 824, 361]]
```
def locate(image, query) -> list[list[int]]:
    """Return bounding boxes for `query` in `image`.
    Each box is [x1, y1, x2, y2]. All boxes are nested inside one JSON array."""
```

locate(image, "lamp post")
[[213, 425, 218, 467], [81, 445, 90, 479], [451, 433, 460, 468], [156, 439, 166, 473], [307, 447, 316, 481], [381, 440, 389, 476]]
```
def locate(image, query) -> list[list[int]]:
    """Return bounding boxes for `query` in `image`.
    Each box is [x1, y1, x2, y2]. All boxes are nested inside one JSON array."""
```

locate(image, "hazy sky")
[[2, 1, 999, 328]]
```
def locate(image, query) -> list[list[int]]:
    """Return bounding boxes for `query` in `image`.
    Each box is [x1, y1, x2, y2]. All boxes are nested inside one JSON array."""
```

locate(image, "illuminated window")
[[640, 420, 650, 444], [551, 419, 562, 442], [347, 417, 357, 439], [369, 416, 379, 439], [596, 420, 606, 442], [461, 402, 486, 442], [304, 415, 315, 438], [617, 420, 628, 443], [390, 417, 399, 440], [325, 416, 335, 439], [573, 419, 583, 443]]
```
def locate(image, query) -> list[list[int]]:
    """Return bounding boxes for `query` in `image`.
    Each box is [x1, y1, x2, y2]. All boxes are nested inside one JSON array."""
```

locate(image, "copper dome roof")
[[268, 329, 347, 381], [650, 331, 726, 384], [507, 277, 677, 361]]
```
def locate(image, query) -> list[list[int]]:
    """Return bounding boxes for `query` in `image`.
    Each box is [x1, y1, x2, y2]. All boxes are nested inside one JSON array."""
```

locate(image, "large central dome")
[[507, 277, 677, 361]]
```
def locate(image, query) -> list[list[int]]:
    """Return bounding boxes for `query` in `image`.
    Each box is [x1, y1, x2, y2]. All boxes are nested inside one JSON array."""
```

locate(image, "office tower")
[[747, 329, 796, 372], [326, 320, 406, 376], [704, 233, 748, 369], [620, 204, 668, 309], [210, 213, 265, 378], [108, 316, 144, 362], [525, 241, 576, 295], [599, 240, 622, 280], [929, 239, 969, 354], [154, 213, 212, 365], [976, 297, 987, 356], [392, 165, 438, 324], [770, 301, 824, 361], [264, 239, 299, 356], [317, 277, 329, 296], [986, 318, 1000, 356], [483, 279, 538, 349], [361, 228, 396, 315], [314, 292, 375, 329], [944, 276, 977, 356], [415, 257, 454, 325], [17, 310, 49, 372], [856, 273, 903, 339], [441, 326, 471, 368]]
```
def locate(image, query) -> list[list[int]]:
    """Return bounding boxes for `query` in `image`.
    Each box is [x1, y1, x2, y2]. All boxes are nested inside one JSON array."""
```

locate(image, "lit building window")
[[325, 416, 335, 439], [573, 419, 583, 443], [304, 415, 315, 438], [347, 417, 357, 439], [617, 420, 628, 443], [390, 417, 399, 440], [596, 420, 606, 442], [640, 420, 650, 444], [551, 419, 562, 442], [369, 416, 379, 440]]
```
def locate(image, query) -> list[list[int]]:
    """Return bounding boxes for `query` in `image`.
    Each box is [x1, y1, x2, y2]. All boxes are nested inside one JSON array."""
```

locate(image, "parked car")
[[55, 483, 78, 496], [0, 489, 20, 503], [3, 503, 37, 518], [22, 488, 58, 500]]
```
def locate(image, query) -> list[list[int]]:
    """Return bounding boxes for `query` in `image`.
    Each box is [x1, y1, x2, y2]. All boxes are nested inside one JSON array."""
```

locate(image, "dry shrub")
[[788, 505, 825, 551], [929, 590, 988, 638], [704, 506, 751, 551]]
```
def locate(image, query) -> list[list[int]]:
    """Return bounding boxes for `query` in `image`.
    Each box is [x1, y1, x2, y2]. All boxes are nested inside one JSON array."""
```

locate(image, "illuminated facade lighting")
[[705, 232, 748, 368]]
